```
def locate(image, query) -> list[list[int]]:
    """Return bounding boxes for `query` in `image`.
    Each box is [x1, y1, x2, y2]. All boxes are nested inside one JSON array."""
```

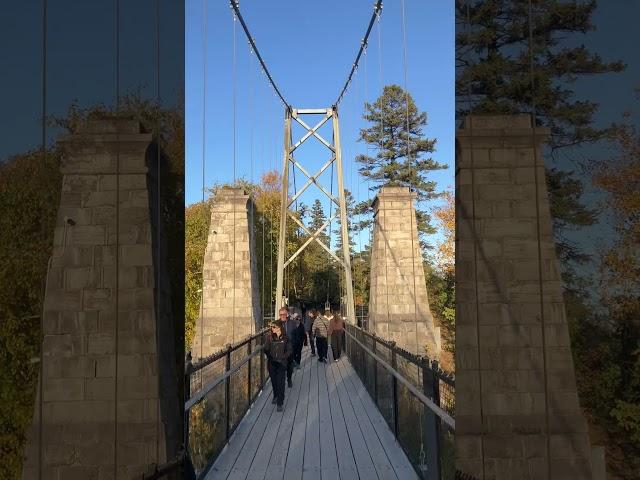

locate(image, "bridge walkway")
[[206, 346, 418, 480]]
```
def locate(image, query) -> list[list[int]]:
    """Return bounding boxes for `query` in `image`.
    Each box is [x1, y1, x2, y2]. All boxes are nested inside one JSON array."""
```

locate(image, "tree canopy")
[[355, 85, 447, 239]]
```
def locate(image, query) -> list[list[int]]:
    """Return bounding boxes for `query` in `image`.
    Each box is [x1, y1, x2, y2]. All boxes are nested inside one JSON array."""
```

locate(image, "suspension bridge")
[[184, 0, 456, 479], [19, 0, 600, 478]]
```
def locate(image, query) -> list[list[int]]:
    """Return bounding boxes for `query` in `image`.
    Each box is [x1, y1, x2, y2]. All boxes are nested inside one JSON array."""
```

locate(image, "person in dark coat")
[[291, 313, 306, 369], [327, 310, 345, 361], [314, 308, 331, 363], [278, 307, 299, 388], [304, 309, 316, 357], [263, 320, 293, 412]]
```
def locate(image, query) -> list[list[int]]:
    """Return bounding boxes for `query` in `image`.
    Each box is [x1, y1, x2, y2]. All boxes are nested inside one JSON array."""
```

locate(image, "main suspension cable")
[[229, 0, 383, 110], [334, 0, 383, 106], [229, 0, 289, 108]]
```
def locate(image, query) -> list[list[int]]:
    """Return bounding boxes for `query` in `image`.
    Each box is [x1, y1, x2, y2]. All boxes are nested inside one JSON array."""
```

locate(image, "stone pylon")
[[368, 186, 440, 358], [455, 114, 596, 479], [21, 118, 180, 479], [191, 187, 261, 360]]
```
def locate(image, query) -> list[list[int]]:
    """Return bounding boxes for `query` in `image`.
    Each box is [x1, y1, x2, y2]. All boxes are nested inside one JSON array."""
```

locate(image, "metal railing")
[[344, 323, 456, 480], [183, 328, 269, 479]]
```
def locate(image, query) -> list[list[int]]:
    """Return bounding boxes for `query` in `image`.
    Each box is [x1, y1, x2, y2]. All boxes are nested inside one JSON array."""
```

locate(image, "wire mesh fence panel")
[[250, 336, 263, 403], [185, 329, 269, 476], [439, 379, 455, 417], [439, 423, 456, 480], [364, 334, 377, 400], [229, 345, 250, 430], [190, 357, 225, 394], [189, 358, 224, 402], [344, 324, 457, 480], [396, 356, 428, 475], [187, 386, 226, 476], [401, 384, 435, 477], [374, 341, 395, 432], [397, 354, 422, 391]]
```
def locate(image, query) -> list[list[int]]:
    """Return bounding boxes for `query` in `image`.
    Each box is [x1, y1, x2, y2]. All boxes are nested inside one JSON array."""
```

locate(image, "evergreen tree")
[[352, 244, 371, 308], [456, 3, 636, 474], [455, 0, 623, 273], [456, 0, 624, 145], [303, 199, 340, 304], [309, 199, 329, 242], [355, 85, 447, 239], [334, 189, 356, 255]]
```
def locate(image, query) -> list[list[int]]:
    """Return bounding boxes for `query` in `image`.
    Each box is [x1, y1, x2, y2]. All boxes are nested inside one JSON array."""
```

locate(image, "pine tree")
[[456, 0, 624, 145], [334, 189, 356, 255], [309, 199, 329, 243], [455, 0, 623, 272], [355, 85, 447, 238], [456, 4, 637, 473]]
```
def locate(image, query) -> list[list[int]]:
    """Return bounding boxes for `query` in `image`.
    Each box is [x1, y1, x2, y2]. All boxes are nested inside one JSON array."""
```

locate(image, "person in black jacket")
[[304, 309, 316, 357], [279, 307, 301, 387], [291, 313, 306, 369], [263, 321, 292, 412]]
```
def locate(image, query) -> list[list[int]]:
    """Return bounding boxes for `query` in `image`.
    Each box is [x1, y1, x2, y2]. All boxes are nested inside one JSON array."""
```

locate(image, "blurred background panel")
[[455, 1, 639, 479], [0, 1, 184, 479]]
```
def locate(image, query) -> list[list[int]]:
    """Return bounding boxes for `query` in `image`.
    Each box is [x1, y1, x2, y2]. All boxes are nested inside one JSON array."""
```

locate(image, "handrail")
[[351, 323, 455, 387], [184, 327, 269, 478], [185, 346, 262, 410], [189, 329, 267, 373], [344, 328, 455, 429]]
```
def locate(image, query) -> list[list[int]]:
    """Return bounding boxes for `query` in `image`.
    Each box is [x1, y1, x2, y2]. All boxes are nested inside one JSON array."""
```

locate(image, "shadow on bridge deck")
[[206, 347, 418, 480]]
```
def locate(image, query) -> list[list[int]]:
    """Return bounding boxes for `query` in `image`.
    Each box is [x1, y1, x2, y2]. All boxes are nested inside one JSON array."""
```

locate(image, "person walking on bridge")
[[263, 321, 292, 412], [304, 309, 316, 357], [314, 308, 331, 363], [328, 311, 345, 361], [279, 307, 299, 388], [291, 312, 305, 369]]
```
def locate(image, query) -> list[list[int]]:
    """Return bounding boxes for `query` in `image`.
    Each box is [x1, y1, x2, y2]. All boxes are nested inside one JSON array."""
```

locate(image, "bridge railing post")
[[247, 339, 252, 403], [184, 352, 192, 460], [390, 341, 399, 437], [372, 335, 378, 406], [422, 357, 442, 480], [260, 332, 265, 387], [224, 344, 232, 440]]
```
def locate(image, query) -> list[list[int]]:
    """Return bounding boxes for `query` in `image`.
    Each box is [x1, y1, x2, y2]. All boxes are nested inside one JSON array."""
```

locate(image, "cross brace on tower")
[[275, 106, 356, 324]]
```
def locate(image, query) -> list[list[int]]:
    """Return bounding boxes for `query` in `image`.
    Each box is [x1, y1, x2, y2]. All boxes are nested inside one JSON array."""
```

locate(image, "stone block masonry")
[[368, 186, 440, 359], [191, 187, 262, 359], [455, 114, 596, 480], [22, 118, 178, 479]]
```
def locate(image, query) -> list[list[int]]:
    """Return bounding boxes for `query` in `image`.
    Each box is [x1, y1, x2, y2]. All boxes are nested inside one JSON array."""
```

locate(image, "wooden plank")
[[261, 350, 308, 480], [335, 359, 398, 480], [242, 356, 301, 480], [340, 358, 419, 480], [329, 359, 379, 479], [317, 357, 339, 480], [325, 360, 358, 479], [283, 350, 312, 480], [208, 379, 273, 479], [225, 386, 278, 480], [302, 356, 321, 480]]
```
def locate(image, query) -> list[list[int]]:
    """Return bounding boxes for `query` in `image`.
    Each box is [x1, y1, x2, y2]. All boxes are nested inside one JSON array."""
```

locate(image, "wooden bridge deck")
[[206, 345, 418, 480]]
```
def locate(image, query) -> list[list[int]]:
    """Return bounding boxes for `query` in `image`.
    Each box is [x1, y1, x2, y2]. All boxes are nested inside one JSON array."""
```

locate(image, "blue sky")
[[185, 0, 455, 250], [0, 0, 183, 161]]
